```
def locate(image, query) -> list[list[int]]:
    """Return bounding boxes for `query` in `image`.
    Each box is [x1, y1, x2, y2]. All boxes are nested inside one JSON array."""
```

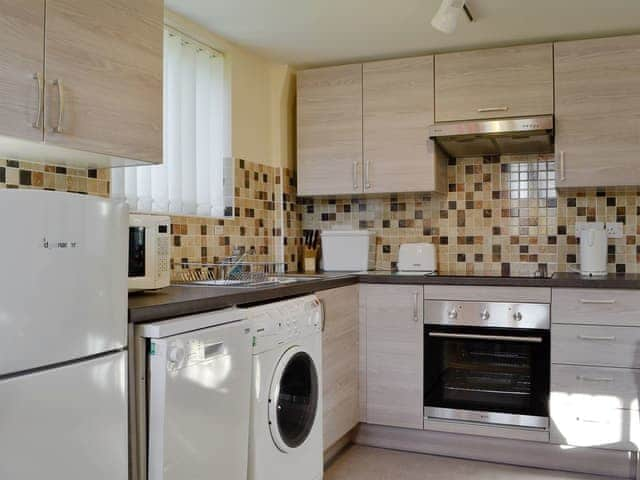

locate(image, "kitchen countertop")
[[128, 272, 640, 324]]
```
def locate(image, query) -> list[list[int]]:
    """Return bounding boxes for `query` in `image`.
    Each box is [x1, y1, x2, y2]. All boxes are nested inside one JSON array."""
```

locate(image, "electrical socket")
[[606, 222, 624, 238]]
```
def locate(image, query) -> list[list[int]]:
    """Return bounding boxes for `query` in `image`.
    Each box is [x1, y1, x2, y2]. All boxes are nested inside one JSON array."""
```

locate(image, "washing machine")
[[246, 295, 323, 480]]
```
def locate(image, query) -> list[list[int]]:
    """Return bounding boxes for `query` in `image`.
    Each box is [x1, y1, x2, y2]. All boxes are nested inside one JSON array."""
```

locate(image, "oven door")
[[424, 324, 549, 429]]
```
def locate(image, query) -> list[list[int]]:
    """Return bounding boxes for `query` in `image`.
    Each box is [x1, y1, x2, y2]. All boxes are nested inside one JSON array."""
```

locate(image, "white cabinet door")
[[361, 284, 423, 429], [0, 352, 128, 480], [43, 0, 163, 163], [297, 64, 363, 195], [555, 35, 640, 188], [0, 0, 45, 142], [435, 44, 553, 122]]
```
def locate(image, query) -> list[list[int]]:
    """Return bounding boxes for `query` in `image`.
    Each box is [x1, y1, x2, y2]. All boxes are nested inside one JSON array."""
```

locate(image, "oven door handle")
[[428, 332, 543, 343]]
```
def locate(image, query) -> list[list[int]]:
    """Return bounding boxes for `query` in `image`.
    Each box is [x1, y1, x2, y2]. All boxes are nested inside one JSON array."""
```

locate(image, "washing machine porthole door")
[[268, 346, 319, 453]]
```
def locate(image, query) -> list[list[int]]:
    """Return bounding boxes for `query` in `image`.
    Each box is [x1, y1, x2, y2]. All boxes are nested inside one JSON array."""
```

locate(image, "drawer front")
[[552, 288, 640, 326], [552, 324, 640, 368], [551, 364, 640, 410], [550, 402, 639, 451]]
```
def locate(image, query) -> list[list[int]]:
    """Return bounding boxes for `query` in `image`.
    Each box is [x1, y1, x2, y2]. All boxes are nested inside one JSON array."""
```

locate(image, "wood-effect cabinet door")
[[555, 35, 640, 188], [0, 0, 45, 142], [435, 44, 553, 122], [363, 56, 446, 194], [43, 0, 163, 163], [317, 285, 359, 451], [297, 64, 363, 196], [361, 284, 423, 429]]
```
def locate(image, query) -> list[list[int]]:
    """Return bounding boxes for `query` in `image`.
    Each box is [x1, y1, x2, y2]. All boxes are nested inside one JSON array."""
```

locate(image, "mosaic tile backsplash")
[[0, 159, 110, 196], [300, 154, 640, 275]]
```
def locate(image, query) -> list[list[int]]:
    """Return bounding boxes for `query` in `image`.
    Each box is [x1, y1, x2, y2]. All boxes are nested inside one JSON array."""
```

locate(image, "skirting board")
[[355, 423, 637, 479], [324, 426, 359, 468]]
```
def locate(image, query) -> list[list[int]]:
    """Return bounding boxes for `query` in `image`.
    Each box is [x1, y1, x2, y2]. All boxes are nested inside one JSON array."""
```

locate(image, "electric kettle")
[[578, 222, 607, 276]]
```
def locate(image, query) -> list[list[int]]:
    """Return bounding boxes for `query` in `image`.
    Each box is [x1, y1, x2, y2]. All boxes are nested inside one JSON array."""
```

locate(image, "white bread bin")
[[321, 230, 376, 271]]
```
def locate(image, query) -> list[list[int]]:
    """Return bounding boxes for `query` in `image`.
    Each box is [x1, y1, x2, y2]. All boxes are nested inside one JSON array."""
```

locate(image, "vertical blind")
[[112, 29, 227, 217]]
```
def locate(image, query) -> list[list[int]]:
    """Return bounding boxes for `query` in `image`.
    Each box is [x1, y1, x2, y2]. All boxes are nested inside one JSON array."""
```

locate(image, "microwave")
[[128, 214, 171, 291]]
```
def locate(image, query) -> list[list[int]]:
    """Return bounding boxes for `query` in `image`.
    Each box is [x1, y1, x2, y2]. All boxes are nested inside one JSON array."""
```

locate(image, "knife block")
[[303, 247, 318, 273]]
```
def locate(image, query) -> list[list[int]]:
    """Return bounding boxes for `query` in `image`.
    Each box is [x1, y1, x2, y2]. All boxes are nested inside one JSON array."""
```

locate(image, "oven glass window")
[[275, 351, 318, 448], [424, 326, 549, 417], [129, 227, 146, 277]]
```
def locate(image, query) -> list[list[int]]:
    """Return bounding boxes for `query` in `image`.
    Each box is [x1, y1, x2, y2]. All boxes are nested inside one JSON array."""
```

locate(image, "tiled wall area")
[[300, 154, 640, 274], [169, 158, 284, 280], [0, 159, 110, 196]]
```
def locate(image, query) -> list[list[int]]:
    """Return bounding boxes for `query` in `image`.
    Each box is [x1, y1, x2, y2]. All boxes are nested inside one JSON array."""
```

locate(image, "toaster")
[[397, 243, 437, 273]]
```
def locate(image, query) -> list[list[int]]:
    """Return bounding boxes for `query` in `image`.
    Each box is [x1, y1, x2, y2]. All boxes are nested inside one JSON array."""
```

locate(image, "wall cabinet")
[[317, 285, 360, 451], [297, 57, 446, 196], [554, 35, 640, 188], [363, 56, 446, 194], [435, 44, 553, 122], [0, 0, 163, 166], [297, 64, 363, 196], [360, 284, 423, 429], [0, 0, 45, 143]]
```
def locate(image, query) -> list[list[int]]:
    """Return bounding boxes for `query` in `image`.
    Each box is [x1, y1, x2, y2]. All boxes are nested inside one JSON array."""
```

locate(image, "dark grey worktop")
[[128, 272, 640, 324]]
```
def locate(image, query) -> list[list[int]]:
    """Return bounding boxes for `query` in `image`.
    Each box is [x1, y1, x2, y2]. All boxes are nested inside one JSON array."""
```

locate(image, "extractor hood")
[[428, 115, 554, 159]]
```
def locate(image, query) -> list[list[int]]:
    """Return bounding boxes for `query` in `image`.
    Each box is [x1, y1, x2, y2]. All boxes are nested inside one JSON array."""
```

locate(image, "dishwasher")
[[131, 308, 252, 480]]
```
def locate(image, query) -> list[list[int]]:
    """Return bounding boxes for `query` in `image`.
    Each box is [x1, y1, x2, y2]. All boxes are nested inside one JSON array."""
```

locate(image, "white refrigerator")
[[0, 190, 129, 479]]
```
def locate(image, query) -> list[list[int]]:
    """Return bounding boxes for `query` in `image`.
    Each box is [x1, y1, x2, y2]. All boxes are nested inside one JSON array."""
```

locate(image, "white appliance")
[[246, 296, 323, 480], [578, 222, 608, 276], [137, 308, 252, 480], [129, 213, 171, 291], [0, 190, 128, 479], [321, 229, 376, 271], [398, 243, 437, 273]]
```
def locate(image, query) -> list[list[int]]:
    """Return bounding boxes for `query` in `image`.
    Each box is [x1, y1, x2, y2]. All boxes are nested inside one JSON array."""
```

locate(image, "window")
[[112, 27, 230, 217]]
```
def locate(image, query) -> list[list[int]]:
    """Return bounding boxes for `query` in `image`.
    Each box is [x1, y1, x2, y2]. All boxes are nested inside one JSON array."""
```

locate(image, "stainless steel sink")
[[184, 275, 325, 288]]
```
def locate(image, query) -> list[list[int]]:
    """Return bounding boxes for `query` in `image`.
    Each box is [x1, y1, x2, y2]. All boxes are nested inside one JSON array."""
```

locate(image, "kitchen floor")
[[325, 446, 607, 479]]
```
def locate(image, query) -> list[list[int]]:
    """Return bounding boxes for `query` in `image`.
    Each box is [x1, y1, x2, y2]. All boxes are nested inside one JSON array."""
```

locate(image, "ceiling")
[[166, 0, 640, 67]]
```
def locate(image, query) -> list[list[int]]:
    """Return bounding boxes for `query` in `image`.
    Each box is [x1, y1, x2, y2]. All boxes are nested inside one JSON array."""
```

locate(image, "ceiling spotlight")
[[431, 0, 474, 34]]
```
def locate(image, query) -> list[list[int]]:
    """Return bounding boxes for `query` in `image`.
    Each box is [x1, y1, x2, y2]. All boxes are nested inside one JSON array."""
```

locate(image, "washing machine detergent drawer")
[[147, 320, 252, 480]]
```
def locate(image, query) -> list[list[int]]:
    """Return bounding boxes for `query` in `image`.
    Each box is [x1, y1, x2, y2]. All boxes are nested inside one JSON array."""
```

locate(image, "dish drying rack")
[[175, 260, 287, 285]]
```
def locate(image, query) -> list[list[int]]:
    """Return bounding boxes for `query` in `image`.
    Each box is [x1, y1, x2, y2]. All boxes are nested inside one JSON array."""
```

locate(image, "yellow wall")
[[165, 10, 295, 168]]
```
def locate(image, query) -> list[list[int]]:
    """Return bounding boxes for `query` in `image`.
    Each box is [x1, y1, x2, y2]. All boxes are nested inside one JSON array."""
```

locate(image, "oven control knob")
[[447, 309, 458, 320], [480, 310, 490, 321], [513, 312, 523, 322]]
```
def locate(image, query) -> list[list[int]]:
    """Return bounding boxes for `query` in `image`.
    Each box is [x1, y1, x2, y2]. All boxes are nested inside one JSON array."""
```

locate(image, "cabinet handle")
[[576, 375, 614, 383], [477, 106, 508, 113], [429, 332, 543, 343], [577, 335, 616, 341], [32, 73, 43, 129], [413, 291, 419, 322], [364, 159, 371, 189], [559, 151, 566, 182], [317, 298, 326, 332], [352, 160, 359, 190], [52, 79, 65, 133], [579, 298, 616, 304]]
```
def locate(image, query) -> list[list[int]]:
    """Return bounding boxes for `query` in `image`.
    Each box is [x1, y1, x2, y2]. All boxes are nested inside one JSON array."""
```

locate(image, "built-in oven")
[[424, 301, 550, 430]]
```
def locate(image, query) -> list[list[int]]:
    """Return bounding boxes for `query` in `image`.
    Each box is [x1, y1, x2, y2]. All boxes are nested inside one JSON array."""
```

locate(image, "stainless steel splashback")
[[428, 115, 554, 159]]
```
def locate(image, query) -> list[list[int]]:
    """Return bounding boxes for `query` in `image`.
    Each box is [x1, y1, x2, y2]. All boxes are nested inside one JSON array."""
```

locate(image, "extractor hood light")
[[431, 0, 473, 34]]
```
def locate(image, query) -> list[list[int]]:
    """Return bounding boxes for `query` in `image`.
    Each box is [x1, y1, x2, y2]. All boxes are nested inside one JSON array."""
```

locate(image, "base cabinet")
[[317, 285, 360, 450], [360, 284, 423, 430]]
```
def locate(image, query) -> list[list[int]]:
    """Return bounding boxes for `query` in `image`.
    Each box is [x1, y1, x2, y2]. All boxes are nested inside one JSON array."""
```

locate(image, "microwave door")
[[129, 226, 146, 278]]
